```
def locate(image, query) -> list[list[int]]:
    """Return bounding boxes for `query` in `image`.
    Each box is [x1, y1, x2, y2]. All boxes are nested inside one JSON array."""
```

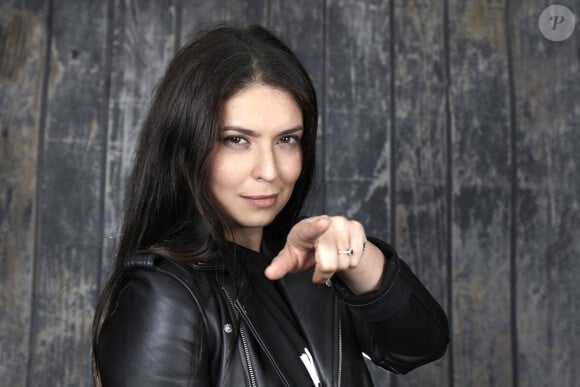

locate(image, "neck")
[[227, 227, 263, 252]]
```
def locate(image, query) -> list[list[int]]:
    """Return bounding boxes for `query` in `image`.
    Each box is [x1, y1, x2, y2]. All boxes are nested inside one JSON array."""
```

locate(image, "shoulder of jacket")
[[122, 254, 214, 304]]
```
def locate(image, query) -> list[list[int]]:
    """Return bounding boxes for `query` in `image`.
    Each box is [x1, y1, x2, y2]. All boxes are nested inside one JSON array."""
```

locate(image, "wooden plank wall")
[[1, 1, 578, 386]]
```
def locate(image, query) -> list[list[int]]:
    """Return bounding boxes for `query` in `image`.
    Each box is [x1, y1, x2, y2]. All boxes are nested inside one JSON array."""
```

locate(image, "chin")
[[237, 214, 279, 229]]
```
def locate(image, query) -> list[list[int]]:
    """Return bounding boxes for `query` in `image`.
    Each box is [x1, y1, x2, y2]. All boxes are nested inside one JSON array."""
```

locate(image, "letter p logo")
[[550, 15, 566, 30], [539, 5, 576, 42]]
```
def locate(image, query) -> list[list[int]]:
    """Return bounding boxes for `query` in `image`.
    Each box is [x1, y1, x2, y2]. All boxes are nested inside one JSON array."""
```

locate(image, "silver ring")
[[338, 248, 354, 256]]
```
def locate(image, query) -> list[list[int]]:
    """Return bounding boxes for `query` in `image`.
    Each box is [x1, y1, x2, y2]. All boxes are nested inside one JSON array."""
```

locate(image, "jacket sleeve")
[[331, 237, 450, 374], [96, 263, 211, 386]]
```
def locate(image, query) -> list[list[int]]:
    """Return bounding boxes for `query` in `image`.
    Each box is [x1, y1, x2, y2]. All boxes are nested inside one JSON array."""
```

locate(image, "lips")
[[241, 194, 278, 208]]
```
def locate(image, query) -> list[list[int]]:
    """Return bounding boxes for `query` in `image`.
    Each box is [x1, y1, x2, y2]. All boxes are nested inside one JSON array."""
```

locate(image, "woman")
[[92, 24, 449, 386]]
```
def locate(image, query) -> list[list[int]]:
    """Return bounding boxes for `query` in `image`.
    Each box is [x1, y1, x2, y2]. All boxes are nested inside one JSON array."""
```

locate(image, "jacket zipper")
[[234, 299, 291, 387], [239, 323, 257, 387], [221, 286, 257, 387], [337, 303, 343, 387]]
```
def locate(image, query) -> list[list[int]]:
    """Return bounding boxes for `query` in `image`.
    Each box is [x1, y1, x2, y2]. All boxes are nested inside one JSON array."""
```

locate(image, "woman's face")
[[209, 84, 303, 238]]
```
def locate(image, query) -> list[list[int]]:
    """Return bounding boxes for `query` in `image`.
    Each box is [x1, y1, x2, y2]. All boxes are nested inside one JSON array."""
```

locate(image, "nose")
[[253, 145, 278, 181]]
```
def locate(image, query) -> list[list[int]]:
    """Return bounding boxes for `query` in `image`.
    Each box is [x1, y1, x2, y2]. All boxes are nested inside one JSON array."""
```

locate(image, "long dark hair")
[[92, 23, 318, 383]]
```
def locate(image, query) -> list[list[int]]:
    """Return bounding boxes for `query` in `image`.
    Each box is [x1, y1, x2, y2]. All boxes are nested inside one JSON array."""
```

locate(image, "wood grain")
[[26, 1, 108, 385], [510, 1, 580, 386], [392, 0, 450, 386], [101, 0, 177, 289], [325, 0, 392, 243], [448, 0, 513, 385], [0, 4, 46, 385], [180, 0, 268, 44]]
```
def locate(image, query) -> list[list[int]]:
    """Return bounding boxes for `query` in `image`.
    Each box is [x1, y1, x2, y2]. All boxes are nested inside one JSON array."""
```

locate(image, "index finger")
[[264, 216, 331, 280], [289, 216, 331, 246], [264, 250, 298, 280]]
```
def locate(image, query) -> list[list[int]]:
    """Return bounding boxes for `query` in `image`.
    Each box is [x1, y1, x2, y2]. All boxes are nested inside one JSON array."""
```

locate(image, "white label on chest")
[[300, 347, 322, 387]]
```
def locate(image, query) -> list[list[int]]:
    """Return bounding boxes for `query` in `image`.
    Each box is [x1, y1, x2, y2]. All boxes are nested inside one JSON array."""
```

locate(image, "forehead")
[[221, 84, 303, 130]]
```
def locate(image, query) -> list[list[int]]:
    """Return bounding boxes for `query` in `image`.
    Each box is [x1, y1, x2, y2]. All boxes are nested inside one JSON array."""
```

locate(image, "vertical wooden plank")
[[180, 0, 268, 44], [0, 2, 46, 385], [392, 1, 450, 386], [27, 1, 108, 385], [325, 0, 392, 241], [268, 0, 326, 215], [510, 1, 580, 386], [325, 1, 392, 385], [102, 0, 176, 288], [448, 0, 513, 386]]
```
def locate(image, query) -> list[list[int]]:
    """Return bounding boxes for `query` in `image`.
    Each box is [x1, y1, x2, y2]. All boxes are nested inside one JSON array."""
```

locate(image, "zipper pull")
[[300, 347, 322, 387]]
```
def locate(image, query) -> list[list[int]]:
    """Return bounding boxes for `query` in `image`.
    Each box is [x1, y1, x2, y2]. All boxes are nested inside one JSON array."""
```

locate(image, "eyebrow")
[[221, 126, 304, 137]]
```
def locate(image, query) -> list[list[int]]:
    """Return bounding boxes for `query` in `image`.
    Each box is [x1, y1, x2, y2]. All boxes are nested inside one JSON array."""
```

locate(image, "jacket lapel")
[[278, 270, 338, 387]]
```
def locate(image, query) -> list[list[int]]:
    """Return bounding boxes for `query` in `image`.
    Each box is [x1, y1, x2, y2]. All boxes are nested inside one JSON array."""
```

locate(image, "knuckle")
[[317, 260, 337, 273], [330, 215, 349, 226], [352, 220, 364, 233]]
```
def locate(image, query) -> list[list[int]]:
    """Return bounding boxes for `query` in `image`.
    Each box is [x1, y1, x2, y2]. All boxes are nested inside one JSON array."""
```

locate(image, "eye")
[[223, 136, 248, 146], [278, 135, 301, 145]]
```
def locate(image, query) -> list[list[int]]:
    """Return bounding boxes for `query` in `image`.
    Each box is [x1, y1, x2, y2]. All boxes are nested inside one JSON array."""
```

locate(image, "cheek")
[[212, 168, 241, 194], [209, 153, 238, 192], [281, 154, 303, 183]]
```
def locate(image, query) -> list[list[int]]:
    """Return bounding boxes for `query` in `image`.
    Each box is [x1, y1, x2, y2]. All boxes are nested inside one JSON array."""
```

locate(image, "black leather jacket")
[[96, 238, 449, 386]]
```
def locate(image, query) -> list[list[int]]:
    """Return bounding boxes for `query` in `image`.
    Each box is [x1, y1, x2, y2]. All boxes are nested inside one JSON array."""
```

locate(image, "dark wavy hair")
[[91, 23, 318, 383]]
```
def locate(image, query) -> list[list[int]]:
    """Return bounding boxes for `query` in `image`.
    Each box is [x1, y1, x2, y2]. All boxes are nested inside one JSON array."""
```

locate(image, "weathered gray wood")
[[268, 0, 326, 221], [325, 0, 392, 243], [448, 0, 513, 385], [392, 1, 450, 386], [324, 1, 392, 385], [0, 3, 46, 385], [26, 1, 108, 385], [510, 1, 580, 386], [180, 0, 268, 44], [101, 0, 176, 289]]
